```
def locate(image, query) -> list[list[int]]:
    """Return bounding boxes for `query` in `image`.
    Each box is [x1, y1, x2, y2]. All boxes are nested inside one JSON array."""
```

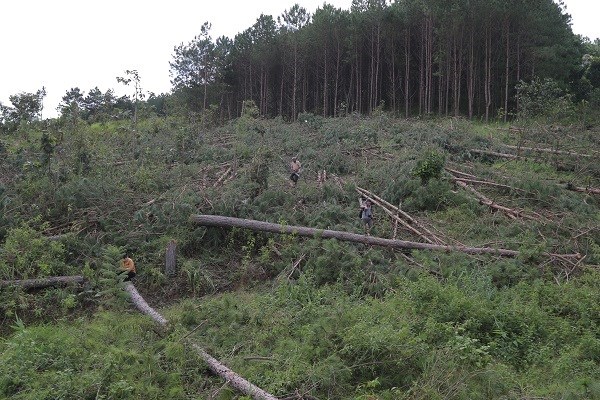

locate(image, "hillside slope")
[[1, 114, 600, 399]]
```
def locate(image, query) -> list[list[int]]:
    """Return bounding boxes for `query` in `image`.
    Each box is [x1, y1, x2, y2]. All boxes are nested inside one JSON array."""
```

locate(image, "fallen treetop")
[[190, 214, 580, 259], [0, 275, 85, 289]]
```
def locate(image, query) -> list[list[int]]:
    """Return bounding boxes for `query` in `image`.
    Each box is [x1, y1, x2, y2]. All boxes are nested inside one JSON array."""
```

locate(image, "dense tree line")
[[169, 0, 594, 121], [1, 0, 598, 130]]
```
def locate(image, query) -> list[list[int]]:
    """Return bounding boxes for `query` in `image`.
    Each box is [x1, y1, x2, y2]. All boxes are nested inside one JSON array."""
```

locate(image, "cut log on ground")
[[451, 177, 527, 193], [470, 149, 520, 160], [124, 282, 278, 400], [504, 145, 592, 158], [0, 275, 85, 290], [567, 185, 600, 195], [190, 214, 580, 260]]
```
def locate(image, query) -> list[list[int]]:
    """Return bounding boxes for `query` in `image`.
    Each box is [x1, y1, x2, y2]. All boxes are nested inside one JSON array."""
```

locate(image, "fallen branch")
[[190, 214, 580, 260], [124, 282, 278, 400], [0, 275, 85, 290], [453, 180, 538, 221], [214, 166, 232, 187]]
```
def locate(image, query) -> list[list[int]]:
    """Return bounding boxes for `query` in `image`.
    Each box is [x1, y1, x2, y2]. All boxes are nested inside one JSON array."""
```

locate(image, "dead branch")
[[453, 180, 538, 221], [214, 166, 232, 187], [444, 167, 477, 179]]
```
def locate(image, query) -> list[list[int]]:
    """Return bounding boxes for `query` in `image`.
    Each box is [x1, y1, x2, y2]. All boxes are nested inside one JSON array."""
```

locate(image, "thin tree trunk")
[[334, 40, 340, 117], [468, 29, 474, 119], [504, 18, 510, 122], [405, 30, 411, 118], [484, 25, 492, 122]]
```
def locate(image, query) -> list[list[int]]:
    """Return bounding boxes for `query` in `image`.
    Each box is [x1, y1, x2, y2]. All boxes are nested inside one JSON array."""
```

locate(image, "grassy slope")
[[1, 113, 600, 399]]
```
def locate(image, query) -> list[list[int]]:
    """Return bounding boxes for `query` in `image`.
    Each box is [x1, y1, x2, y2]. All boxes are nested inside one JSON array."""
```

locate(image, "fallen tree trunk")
[[567, 185, 600, 195], [190, 214, 579, 259], [451, 177, 525, 193], [470, 149, 520, 160], [124, 282, 278, 400], [504, 145, 592, 158], [0, 275, 85, 289]]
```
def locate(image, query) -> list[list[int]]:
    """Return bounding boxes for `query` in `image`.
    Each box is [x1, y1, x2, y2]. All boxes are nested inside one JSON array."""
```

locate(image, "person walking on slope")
[[289, 156, 302, 187], [359, 196, 374, 235]]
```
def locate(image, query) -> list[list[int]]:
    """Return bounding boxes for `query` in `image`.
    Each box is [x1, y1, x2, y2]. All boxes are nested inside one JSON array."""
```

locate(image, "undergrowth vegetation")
[[1, 108, 600, 398]]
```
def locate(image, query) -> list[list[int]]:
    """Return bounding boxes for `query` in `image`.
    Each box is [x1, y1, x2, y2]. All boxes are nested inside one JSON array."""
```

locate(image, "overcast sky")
[[1, 0, 597, 118]]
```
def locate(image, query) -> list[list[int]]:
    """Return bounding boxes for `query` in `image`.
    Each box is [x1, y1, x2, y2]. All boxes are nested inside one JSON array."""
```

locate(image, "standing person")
[[289, 156, 302, 187], [359, 198, 374, 235], [120, 255, 136, 281]]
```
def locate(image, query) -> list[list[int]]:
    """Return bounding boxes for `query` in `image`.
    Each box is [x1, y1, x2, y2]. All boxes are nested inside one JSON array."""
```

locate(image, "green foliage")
[[0, 222, 71, 280], [0, 313, 200, 400], [412, 150, 445, 184], [2, 100, 600, 399], [516, 77, 575, 121]]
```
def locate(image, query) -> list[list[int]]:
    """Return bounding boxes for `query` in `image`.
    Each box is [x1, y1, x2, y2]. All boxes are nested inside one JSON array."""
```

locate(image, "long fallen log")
[[0, 275, 85, 289], [451, 177, 526, 193], [567, 185, 600, 195], [124, 282, 278, 400], [504, 144, 592, 158], [470, 149, 520, 160], [190, 214, 580, 259]]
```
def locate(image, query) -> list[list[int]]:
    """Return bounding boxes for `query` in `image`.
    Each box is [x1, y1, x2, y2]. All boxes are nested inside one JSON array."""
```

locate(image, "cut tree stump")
[[189, 214, 580, 260], [0, 275, 85, 290], [165, 239, 178, 277]]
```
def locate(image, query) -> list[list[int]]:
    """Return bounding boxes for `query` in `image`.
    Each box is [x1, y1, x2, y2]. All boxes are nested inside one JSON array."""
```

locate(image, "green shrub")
[[0, 223, 71, 280]]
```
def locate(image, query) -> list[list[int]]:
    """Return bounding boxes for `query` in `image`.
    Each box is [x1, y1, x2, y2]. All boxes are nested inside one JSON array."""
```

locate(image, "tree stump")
[[165, 239, 177, 277]]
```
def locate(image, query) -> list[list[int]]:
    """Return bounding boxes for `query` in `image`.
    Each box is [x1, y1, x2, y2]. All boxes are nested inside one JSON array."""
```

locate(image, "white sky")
[[1, 0, 597, 118]]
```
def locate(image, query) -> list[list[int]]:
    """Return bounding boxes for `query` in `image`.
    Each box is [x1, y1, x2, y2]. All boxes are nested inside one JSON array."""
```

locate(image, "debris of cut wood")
[[356, 187, 447, 245], [453, 179, 539, 221]]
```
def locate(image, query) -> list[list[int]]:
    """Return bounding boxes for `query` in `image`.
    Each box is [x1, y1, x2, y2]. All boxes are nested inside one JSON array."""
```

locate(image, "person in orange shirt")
[[120, 256, 136, 281]]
